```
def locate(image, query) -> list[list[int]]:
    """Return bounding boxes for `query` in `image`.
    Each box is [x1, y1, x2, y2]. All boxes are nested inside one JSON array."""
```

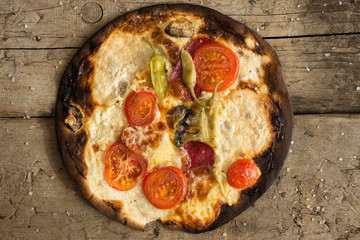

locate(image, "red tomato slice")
[[193, 42, 240, 92], [104, 142, 147, 191], [124, 90, 158, 126], [226, 159, 260, 189], [142, 166, 187, 209], [169, 38, 213, 101], [183, 141, 215, 169]]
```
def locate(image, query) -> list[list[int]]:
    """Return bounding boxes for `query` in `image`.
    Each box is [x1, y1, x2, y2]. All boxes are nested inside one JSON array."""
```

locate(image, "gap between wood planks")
[[0, 32, 359, 50]]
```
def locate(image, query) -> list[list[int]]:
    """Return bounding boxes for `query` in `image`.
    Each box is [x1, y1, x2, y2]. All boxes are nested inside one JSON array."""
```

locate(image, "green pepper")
[[208, 80, 223, 109], [144, 38, 169, 100], [150, 54, 168, 99], [200, 80, 223, 143], [181, 50, 205, 107]]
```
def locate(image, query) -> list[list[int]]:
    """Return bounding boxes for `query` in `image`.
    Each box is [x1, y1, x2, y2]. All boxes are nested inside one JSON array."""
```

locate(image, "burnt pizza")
[[55, 4, 292, 233]]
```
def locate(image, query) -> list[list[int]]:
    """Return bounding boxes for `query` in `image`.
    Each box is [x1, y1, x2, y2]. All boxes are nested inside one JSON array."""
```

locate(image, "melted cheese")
[[90, 33, 153, 105], [143, 133, 182, 169], [238, 49, 266, 85], [163, 181, 227, 228], [211, 168, 240, 204], [83, 22, 275, 227], [214, 89, 273, 171], [86, 104, 127, 147]]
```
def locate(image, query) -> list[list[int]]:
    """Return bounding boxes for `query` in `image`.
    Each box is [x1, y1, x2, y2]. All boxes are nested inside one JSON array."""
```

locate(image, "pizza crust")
[[55, 4, 292, 233]]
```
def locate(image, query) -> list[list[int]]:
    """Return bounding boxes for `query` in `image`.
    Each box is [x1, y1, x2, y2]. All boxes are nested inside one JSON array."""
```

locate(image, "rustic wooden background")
[[1, 0, 359, 239]]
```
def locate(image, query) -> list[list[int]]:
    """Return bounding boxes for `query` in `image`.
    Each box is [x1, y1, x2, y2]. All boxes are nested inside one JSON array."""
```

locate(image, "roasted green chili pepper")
[[208, 80, 223, 109], [181, 50, 205, 107], [201, 80, 223, 143], [144, 38, 169, 100]]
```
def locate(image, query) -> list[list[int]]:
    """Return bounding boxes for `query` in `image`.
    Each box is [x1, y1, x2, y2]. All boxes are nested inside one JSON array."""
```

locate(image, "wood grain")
[[1, 34, 359, 117], [0, 48, 76, 117], [0, 0, 359, 48], [0, 115, 359, 239]]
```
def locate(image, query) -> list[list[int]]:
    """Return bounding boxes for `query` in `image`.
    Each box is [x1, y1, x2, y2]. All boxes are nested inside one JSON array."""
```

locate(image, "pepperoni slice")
[[183, 141, 215, 168], [169, 38, 213, 101]]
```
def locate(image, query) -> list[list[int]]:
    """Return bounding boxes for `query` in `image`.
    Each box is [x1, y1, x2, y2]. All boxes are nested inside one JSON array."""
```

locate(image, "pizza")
[[55, 4, 292, 233]]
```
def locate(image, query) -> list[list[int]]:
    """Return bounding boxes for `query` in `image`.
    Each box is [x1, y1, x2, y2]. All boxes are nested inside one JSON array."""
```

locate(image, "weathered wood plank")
[[0, 115, 359, 239], [0, 0, 359, 48], [0, 48, 77, 117], [1, 34, 359, 117], [268, 34, 360, 114]]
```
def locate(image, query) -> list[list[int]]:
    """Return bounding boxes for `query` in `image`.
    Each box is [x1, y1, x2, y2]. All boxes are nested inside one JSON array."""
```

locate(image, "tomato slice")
[[104, 142, 147, 191], [193, 42, 240, 92], [183, 141, 215, 169], [226, 159, 260, 189], [124, 90, 158, 126], [142, 166, 187, 209]]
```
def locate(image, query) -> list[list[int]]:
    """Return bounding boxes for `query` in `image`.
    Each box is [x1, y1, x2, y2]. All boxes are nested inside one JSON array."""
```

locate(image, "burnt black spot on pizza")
[[254, 101, 285, 173], [198, 18, 224, 39], [271, 101, 286, 142], [165, 18, 195, 37], [253, 45, 264, 55], [198, 15, 246, 47], [64, 130, 88, 178], [246, 186, 260, 198], [65, 105, 83, 132], [61, 57, 96, 118], [116, 7, 173, 35], [254, 147, 275, 174]]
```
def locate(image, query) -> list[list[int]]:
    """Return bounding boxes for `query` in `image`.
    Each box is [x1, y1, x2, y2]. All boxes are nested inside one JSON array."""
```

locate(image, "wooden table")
[[1, 1, 359, 239]]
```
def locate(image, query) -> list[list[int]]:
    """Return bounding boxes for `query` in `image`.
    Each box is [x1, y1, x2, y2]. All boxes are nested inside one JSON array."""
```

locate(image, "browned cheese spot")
[[92, 143, 99, 152]]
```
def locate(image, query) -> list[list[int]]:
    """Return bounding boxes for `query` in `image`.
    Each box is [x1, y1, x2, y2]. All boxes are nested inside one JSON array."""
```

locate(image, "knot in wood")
[[80, 2, 103, 24]]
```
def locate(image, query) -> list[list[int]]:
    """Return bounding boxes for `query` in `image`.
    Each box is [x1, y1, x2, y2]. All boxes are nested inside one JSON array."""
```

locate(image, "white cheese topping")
[[238, 49, 266, 85], [215, 89, 273, 172], [90, 33, 153, 105]]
